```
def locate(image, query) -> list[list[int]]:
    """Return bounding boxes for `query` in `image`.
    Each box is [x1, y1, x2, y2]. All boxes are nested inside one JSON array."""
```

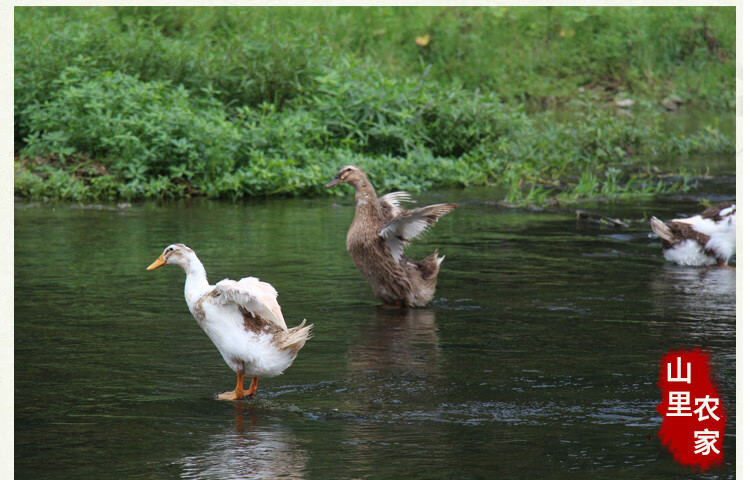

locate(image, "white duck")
[[650, 202, 736, 267], [147, 244, 312, 400]]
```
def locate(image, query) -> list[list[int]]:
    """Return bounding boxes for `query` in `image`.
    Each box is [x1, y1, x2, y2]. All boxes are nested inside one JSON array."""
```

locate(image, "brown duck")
[[326, 165, 457, 307]]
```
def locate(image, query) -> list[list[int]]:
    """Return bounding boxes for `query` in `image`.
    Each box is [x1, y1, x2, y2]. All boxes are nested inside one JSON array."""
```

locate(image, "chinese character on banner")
[[656, 349, 726, 470]]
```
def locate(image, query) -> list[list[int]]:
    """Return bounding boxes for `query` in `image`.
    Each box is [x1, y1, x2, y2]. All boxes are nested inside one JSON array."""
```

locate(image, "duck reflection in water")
[[233, 402, 258, 432], [650, 265, 736, 325], [348, 307, 442, 373], [338, 308, 444, 469], [176, 404, 308, 480]]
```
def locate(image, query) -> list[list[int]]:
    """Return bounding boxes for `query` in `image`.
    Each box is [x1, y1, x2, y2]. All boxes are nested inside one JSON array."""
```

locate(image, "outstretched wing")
[[378, 191, 414, 222], [378, 203, 457, 262], [214, 277, 287, 330]]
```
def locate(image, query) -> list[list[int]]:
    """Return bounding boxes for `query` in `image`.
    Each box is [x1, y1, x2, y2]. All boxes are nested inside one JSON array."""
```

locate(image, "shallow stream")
[[15, 164, 735, 479]]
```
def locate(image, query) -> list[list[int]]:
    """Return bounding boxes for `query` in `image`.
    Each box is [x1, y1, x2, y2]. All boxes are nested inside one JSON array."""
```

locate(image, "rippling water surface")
[[15, 187, 735, 479]]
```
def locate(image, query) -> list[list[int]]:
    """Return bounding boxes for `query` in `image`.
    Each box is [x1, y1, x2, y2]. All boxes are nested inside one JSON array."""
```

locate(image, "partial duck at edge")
[[650, 202, 736, 267]]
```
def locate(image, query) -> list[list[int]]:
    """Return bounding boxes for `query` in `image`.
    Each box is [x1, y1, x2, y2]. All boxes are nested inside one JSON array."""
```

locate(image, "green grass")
[[14, 6, 735, 203]]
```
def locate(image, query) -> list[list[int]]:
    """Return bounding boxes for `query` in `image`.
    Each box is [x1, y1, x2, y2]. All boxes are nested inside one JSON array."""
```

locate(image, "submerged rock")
[[575, 210, 630, 228]]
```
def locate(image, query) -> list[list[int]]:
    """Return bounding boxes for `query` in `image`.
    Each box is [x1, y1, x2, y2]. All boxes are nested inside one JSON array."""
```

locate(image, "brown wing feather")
[[378, 192, 413, 223], [378, 203, 457, 263]]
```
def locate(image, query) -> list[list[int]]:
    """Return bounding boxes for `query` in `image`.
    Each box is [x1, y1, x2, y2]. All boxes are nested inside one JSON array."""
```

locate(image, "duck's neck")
[[352, 179, 379, 216], [183, 256, 210, 305]]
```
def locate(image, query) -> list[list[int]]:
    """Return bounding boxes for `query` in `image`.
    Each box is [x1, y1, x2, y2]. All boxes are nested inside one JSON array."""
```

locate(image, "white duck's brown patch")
[[663, 221, 711, 248], [239, 306, 282, 335], [700, 201, 735, 221], [664, 221, 721, 259], [192, 291, 219, 326]]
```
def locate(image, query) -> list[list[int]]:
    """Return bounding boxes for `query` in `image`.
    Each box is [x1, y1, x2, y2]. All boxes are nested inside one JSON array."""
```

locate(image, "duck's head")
[[325, 165, 368, 189], [147, 244, 194, 270]]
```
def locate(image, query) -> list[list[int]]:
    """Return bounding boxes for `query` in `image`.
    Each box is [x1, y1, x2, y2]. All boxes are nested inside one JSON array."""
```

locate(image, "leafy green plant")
[[14, 6, 735, 204]]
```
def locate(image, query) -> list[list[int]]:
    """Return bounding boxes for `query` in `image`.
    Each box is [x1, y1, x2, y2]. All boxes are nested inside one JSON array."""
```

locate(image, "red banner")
[[656, 349, 726, 470]]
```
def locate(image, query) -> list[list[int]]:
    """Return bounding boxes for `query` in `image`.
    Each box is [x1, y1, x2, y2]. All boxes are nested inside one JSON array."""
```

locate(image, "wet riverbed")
[[15, 180, 735, 478]]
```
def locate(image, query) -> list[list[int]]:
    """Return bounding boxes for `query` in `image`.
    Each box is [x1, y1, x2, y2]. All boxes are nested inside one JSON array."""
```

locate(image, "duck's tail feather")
[[650, 216, 674, 243], [278, 319, 313, 353], [399, 250, 443, 307], [418, 249, 443, 281]]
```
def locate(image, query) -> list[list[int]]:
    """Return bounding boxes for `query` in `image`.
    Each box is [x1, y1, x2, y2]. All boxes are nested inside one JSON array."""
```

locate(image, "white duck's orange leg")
[[235, 372, 246, 399], [246, 377, 259, 396]]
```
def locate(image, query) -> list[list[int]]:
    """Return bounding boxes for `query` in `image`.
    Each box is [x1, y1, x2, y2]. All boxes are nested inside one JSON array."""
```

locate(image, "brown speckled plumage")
[[326, 165, 456, 307]]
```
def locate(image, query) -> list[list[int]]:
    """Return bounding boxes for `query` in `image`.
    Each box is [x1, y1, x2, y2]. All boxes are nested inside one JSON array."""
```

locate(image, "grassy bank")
[[14, 7, 735, 203]]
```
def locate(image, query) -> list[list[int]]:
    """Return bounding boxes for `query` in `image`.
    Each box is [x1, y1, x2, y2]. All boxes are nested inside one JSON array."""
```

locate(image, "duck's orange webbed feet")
[[217, 371, 248, 401]]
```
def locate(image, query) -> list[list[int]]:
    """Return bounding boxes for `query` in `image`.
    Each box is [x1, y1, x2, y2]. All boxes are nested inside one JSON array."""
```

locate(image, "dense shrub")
[[14, 7, 735, 203], [21, 70, 243, 196], [14, 7, 327, 144]]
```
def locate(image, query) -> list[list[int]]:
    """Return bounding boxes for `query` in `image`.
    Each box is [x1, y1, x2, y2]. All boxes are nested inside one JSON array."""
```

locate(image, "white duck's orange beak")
[[147, 254, 167, 270]]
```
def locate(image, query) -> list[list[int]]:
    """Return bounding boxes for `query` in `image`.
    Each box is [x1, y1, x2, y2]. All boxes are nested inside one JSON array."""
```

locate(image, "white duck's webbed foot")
[[215, 372, 257, 401]]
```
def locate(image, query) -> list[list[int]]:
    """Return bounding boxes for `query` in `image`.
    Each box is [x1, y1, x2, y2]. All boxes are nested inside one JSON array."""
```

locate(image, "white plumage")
[[663, 239, 715, 266]]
